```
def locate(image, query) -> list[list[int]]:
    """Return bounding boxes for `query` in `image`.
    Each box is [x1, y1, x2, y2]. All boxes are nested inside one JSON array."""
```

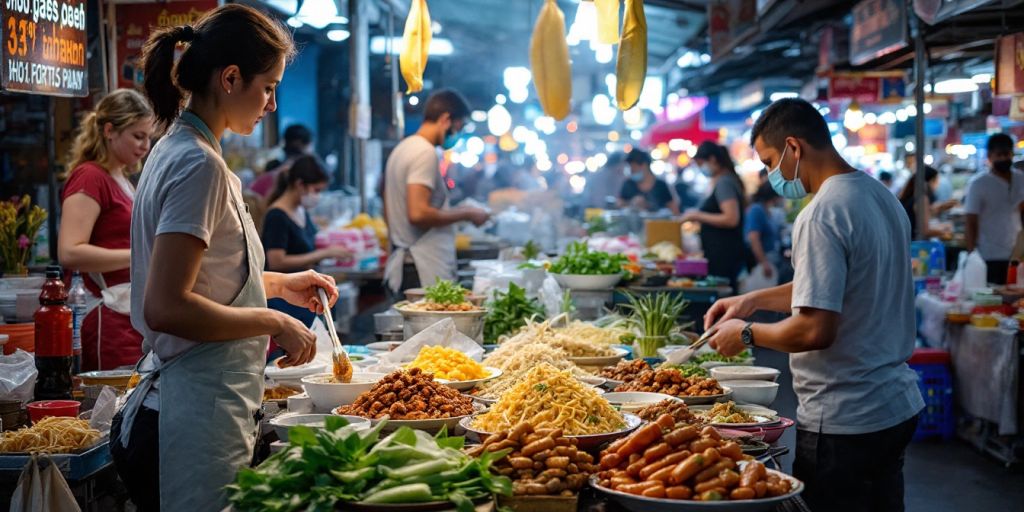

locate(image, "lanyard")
[[179, 110, 220, 154]]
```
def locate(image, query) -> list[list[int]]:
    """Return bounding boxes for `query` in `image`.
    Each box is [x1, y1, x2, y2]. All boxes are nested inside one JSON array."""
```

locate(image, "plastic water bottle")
[[68, 272, 88, 374]]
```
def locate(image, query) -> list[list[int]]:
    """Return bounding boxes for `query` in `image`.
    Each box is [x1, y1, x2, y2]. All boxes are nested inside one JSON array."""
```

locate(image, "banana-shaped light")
[[595, 0, 620, 45], [615, 0, 647, 110], [530, 0, 572, 121], [400, 0, 431, 94]]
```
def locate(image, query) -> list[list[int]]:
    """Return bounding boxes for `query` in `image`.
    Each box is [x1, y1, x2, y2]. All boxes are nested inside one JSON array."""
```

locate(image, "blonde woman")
[[59, 88, 155, 372]]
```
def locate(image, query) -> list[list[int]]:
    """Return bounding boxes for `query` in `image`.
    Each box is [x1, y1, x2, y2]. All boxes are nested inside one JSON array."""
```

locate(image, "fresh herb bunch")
[[548, 241, 629, 275], [521, 240, 542, 261], [424, 278, 469, 305], [691, 350, 752, 364], [228, 418, 511, 512], [559, 289, 575, 316], [621, 292, 689, 358], [484, 283, 546, 344], [586, 217, 609, 236], [671, 363, 708, 378], [621, 292, 689, 338]]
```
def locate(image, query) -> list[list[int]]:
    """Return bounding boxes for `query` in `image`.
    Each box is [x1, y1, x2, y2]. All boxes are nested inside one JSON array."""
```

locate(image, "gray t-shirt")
[[384, 135, 450, 249], [131, 121, 248, 361], [963, 170, 1024, 261], [790, 171, 924, 435]]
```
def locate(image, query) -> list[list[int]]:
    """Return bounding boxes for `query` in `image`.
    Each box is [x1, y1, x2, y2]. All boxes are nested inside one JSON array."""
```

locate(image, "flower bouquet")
[[0, 195, 47, 275]]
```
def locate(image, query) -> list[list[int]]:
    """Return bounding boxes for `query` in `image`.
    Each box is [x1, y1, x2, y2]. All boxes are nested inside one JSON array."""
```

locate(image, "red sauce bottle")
[[34, 265, 73, 400]]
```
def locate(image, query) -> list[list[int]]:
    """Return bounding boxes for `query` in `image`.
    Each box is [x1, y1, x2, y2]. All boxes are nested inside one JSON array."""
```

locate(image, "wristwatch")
[[741, 322, 755, 349]]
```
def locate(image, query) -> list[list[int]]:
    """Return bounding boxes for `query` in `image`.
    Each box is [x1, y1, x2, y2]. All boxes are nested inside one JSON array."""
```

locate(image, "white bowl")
[[264, 359, 328, 389], [710, 365, 780, 382], [301, 372, 387, 411], [269, 413, 370, 442], [603, 392, 681, 413], [551, 273, 622, 291], [718, 379, 779, 406]]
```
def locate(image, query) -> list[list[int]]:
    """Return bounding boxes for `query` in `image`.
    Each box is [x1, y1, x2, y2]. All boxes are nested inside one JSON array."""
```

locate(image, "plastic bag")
[[963, 250, 987, 293], [538, 275, 566, 318], [88, 386, 120, 432], [0, 349, 38, 404], [370, 318, 485, 373], [10, 454, 80, 512]]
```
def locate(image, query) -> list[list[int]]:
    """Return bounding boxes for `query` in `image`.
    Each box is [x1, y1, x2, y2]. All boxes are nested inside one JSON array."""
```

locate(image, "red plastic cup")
[[27, 400, 81, 423]]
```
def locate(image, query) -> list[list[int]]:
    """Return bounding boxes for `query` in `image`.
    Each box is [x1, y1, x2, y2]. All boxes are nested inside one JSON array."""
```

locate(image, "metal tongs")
[[663, 326, 718, 365], [317, 287, 352, 383]]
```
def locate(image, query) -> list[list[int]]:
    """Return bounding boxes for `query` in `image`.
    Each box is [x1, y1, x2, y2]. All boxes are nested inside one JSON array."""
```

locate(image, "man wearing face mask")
[[618, 149, 678, 214], [703, 99, 923, 512], [383, 89, 490, 295], [964, 133, 1023, 285]]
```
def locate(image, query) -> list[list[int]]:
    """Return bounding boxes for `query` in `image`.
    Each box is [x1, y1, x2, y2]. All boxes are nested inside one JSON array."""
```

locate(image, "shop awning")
[[642, 113, 719, 148]]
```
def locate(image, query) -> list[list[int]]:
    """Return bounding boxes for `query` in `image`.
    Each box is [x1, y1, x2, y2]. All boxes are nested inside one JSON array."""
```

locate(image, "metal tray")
[[0, 438, 111, 480]]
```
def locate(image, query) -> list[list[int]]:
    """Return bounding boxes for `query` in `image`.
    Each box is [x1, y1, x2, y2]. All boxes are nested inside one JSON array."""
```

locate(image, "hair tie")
[[178, 25, 197, 43]]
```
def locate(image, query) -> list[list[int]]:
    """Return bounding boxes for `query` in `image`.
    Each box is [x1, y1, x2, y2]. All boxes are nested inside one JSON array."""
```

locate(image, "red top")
[[61, 162, 133, 296]]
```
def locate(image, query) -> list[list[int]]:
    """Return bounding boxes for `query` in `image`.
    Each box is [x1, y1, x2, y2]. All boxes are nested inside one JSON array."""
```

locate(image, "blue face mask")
[[441, 130, 459, 150], [630, 171, 644, 182], [768, 145, 808, 199]]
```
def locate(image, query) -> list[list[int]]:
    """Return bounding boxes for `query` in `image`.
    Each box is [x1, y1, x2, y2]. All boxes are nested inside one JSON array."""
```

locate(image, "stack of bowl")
[[709, 366, 780, 407]]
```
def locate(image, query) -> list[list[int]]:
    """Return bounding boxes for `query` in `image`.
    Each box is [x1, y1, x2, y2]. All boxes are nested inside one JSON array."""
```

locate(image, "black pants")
[[794, 415, 919, 512], [388, 262, 422, 303], [109, 407, 160, 512], [986, 260, 1010, 285]]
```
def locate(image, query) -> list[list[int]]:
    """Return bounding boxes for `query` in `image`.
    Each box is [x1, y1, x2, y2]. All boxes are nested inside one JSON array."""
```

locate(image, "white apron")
[[116, 112, 270, 510], [384, 175, 457, 293]]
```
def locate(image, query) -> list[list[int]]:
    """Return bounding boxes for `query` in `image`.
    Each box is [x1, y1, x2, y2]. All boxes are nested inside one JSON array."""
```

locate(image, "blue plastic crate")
[[910, 363, 955, 441]]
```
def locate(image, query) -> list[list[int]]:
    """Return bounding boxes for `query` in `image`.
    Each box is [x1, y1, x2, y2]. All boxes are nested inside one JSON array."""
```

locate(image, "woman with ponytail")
[[59, 88, 154, 372], [109, 5, 338, 511]]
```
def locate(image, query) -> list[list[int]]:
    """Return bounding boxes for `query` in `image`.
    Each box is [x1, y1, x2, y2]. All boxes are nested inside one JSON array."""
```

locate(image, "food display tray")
[[0, 439, 111, 480]]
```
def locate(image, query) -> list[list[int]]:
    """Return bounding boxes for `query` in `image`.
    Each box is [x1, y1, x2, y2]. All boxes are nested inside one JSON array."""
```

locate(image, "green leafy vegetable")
[[484, 283, 546, 344], [548, 241, 629, 276], [424, 278, 469, 305], [586, 217, 609, 236], [521, 240, 542, 260], [227, 419, 511, 512], [691, 350, 752, 364], [670, 363, 708, 378]]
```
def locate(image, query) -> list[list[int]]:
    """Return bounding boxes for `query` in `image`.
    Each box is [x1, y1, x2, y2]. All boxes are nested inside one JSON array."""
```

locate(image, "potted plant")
[[0, 195, 47, 276]]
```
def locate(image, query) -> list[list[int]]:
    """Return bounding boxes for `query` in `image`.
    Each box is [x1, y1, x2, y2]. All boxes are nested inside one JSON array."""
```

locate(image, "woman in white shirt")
[[109, 5, 337, 511]]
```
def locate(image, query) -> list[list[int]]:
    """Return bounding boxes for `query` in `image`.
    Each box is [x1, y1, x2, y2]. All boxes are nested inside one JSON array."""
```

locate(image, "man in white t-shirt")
[[964, 133, 1023, 285], [705, 99, 923, 512], [383, 89, 489, 294]]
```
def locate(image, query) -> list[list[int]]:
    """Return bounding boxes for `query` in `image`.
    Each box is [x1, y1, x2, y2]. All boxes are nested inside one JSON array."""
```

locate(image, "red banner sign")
[[1, 0, 88, 96], [994, 32, 1024, 97], [114, 0, 215, 89]]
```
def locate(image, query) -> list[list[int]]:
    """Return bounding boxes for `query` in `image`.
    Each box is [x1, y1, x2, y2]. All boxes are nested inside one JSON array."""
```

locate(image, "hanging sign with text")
[[114, 0, 214, 89], [1, 0, 88, 96]]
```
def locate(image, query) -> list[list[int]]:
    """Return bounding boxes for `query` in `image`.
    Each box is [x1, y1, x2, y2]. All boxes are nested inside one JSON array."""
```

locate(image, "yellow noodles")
[[471, 363, 624, 436], [0, 417, 101, 454]]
